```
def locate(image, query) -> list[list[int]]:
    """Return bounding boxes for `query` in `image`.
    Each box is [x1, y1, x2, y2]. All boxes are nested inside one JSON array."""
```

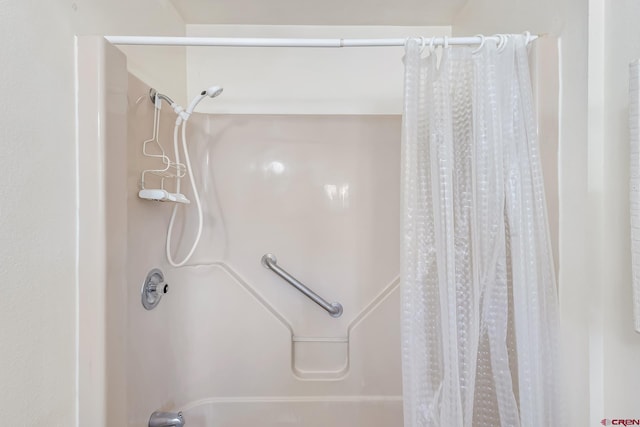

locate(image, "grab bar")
[[261, 254, 343, 318]]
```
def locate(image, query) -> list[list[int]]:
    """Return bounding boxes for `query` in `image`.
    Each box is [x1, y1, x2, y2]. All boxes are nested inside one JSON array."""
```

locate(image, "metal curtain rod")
[[104, 34, 538, 48]]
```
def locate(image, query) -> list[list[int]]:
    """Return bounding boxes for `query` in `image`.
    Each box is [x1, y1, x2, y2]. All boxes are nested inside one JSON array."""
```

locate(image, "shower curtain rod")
[[104, 34, 537, 48]]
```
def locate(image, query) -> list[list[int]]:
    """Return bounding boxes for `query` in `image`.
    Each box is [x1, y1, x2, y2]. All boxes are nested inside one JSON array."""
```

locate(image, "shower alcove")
[[79, 35, 406, 427], [76, 17, 558, 427]]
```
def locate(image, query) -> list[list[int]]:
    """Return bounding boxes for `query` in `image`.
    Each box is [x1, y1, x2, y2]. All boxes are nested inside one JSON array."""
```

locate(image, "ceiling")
[[169, 0, 468, 26]]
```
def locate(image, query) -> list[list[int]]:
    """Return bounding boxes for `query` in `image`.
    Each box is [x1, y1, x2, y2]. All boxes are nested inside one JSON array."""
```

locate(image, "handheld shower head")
[[185, 85, 224, 116], [203, 86, 224, 98]]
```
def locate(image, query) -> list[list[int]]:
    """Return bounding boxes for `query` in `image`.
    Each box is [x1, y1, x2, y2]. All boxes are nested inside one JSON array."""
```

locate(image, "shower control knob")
[[141, 268, 166, 310]]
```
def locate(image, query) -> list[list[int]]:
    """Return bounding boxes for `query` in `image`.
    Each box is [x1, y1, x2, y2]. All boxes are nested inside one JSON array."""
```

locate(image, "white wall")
[[0, 2, 184, 426], [186, 25, 450, 114], [452, 1, 591, 425], [600, 0, 640, 416]]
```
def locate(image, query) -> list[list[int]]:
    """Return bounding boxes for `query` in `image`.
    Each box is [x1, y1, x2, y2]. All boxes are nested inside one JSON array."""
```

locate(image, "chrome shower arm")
[[149, 88, 175, 106]]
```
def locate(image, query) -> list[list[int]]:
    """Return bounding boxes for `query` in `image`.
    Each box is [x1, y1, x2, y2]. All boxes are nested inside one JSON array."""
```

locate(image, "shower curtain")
[[400, 35, 560, 427]]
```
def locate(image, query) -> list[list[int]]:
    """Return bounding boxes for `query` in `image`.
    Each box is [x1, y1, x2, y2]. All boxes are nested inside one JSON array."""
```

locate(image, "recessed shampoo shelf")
[[261, 253, 343, 318]]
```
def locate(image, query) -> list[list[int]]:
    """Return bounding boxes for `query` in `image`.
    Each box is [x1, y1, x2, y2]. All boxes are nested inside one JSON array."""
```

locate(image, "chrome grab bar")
[[261, 254, 343, 318]]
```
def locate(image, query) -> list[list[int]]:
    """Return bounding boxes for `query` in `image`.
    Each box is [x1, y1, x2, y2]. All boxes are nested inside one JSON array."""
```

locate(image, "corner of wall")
[[109, 0, 188, 105], [76, 35, 129, 427]]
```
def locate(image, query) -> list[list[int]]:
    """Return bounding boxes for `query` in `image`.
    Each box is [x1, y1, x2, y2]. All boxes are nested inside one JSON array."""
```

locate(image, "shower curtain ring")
[[419, 36, 427, 53], [472, 34, 485, 54], [497, 34, 508, 52], [443, 36, 449, 49], [429, 37, 436, 54], [523, 31, 532, 45]]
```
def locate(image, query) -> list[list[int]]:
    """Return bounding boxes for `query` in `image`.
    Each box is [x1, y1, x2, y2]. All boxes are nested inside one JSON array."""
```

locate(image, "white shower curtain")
[[400, 35, 560, 427]]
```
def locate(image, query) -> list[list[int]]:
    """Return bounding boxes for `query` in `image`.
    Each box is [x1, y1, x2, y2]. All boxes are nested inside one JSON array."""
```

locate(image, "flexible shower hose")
[[166, 119, 204, 267]]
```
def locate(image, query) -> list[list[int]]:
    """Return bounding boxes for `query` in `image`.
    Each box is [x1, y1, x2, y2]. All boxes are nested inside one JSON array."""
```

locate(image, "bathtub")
[[180, 397, 403, 427]]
